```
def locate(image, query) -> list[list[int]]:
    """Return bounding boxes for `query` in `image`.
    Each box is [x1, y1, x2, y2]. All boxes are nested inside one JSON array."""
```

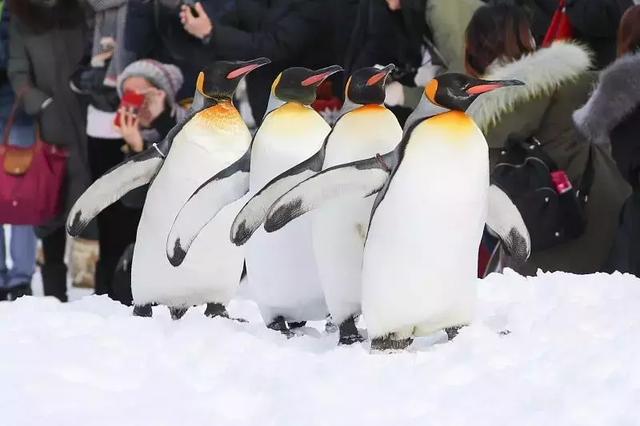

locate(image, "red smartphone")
[[114, 90, 145, 128]]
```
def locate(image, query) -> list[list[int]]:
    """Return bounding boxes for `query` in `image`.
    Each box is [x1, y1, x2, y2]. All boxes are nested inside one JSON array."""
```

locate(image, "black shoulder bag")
[[491, 137, 595, 252]]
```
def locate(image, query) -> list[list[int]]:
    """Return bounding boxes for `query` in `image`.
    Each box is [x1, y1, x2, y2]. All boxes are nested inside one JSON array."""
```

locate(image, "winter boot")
[[40, 263, 68, 302], [6, 283, 33, 301]]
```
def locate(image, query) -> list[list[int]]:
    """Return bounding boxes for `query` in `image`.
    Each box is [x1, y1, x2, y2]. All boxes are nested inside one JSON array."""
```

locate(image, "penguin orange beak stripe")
[[466, 79, 525, 95], [466, 83, 504, 95], [226, 58, 271, 80], [367, 64, 395, 86], [301, 65, 344, 87]]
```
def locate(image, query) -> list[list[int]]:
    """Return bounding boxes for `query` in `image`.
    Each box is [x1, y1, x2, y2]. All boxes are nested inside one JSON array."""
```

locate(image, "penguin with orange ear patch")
[[261, 73, 531, 351], [68, 58, 270, 319], [167, 65, 343, 334]]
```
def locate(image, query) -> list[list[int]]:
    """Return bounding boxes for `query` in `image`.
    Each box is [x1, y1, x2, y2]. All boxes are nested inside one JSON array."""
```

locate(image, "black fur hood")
[[573, 52, 640, 145]]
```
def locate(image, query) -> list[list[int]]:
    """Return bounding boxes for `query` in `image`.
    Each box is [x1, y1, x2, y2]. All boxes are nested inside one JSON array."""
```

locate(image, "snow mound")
[[2, 271, 640, 426]]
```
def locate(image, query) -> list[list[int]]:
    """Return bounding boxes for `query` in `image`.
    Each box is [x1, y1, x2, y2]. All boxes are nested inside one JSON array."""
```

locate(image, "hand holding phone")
[[114, 90, 145, 128]]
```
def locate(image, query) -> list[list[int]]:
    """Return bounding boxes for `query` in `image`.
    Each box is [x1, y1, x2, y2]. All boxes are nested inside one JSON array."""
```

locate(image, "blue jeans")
[[0, 82, 37, 289], [0, 225, 37, 288]]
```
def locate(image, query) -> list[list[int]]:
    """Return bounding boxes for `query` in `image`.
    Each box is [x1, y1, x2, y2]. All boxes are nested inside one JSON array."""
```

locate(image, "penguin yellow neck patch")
[[415, 111, 478, 146], [193, 101, 245, 134]]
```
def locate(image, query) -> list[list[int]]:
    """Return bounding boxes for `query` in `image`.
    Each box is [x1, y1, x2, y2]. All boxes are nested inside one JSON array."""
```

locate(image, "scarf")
[[86, 0, 130, 87]]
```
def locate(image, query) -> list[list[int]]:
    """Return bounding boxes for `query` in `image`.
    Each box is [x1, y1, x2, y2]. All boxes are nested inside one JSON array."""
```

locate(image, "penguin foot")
[[288, 321, 307, 329], [370, 335, 413, 352], [338, 317, 364, 345], [132, 304, 153, 317], [445, 326, 464, 341], [169, 306, 189, 320], [204, 302, 229, 318], [267, 316, 295, 338]]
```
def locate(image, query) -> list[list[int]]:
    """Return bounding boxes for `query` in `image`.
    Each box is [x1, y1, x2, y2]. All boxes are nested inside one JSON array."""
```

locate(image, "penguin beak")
[[466, 79, 524, 95], [226, 57, 271, 80], [367, 64, 396, 87], [301, 65, 344, 87]]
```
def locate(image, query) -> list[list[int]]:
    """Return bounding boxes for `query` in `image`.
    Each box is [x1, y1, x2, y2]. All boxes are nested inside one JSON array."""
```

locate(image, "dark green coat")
[[8, 15, 91, 234], [468, 42, 630, 274]]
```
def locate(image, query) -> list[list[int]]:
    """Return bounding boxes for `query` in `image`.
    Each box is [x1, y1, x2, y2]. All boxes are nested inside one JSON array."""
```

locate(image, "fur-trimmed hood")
[[467, 42, 592, 132], [573, 52, 640, 145]]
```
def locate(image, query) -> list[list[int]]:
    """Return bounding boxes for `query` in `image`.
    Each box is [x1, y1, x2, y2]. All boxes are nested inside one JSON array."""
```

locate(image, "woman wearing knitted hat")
[[115, 59, 186, 155], [90, 59, 186, 305]]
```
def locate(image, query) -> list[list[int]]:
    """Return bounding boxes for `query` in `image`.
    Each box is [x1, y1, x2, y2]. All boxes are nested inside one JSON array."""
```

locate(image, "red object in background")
[[542, 0, 573, 47], [0, 91, 68, 225], [312, 79, 343, 113], [551, 170, 573, 194], [114, 90, 145, 128]]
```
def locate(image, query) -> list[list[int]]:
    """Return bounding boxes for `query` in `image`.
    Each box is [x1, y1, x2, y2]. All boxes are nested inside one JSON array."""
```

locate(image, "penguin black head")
[[424, 73, 524, 111], [346, 64, 395, 105], [272, 65, 344, 105], [197, 58, 271, 100]]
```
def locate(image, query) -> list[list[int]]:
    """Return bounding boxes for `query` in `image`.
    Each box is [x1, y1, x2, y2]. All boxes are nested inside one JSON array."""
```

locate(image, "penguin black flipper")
[[66, 144, 167, 237], [166, 147, 252, 266], [485, 184, 531, 263], [230, 145, 327, 246], [264, 150, 398, 233]]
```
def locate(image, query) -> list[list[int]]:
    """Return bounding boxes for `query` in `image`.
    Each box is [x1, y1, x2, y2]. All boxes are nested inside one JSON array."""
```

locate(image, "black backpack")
[[491, 137, 594, 252]]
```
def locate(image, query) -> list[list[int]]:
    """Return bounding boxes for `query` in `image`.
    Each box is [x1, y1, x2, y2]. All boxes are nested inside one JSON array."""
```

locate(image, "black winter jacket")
[[207, 0, 335, 122]]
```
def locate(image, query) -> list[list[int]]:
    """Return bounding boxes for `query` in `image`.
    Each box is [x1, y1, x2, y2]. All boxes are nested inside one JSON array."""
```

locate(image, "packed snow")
[[2, 270, 640, 426]]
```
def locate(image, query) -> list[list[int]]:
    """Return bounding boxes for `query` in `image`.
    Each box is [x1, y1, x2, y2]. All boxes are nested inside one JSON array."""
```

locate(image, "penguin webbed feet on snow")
[[370, 334, 413, 352], [203, 302, 248, 322], [169, 306, 189, 320], [338, 316, 365, 346], [132, 304, 153, 317]]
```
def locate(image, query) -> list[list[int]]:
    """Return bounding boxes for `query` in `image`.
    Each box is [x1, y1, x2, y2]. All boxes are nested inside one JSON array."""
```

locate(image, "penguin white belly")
[[312, 106, 402, 324], [245, 103, 330, 322], [362, 112, 489, 338], [132, 109, 251, 307]]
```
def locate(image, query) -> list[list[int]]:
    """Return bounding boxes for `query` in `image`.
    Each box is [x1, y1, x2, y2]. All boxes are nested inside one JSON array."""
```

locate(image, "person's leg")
[[88, 136, 141, 301], [41, 227, 68, 302], [7, 225, 37, 286], [4, 225, 37, 299]]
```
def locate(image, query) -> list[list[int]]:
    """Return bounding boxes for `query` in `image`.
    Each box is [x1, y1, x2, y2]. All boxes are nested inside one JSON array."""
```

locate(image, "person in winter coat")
[[114, 59, 187, 156], [8, 0, 91, 302], [573, 5, 640, 275], [350, 0, 483, 118], [523, 0, 633, 69], [124, 0, 236, 101], [465, 4, 630, 275], [0, 3, 37, 301], [179, 0, 334, 123]]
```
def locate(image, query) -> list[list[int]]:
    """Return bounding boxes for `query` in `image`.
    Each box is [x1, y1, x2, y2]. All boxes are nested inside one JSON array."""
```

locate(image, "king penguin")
[[66, 58, 270, 319], [261, 73, 532, 350], [208, 65, 402, 344], [166, 65, 343, 333]]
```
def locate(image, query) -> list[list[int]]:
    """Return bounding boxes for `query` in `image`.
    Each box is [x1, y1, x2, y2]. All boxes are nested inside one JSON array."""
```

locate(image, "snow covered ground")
[[2, 270, 640, 426]]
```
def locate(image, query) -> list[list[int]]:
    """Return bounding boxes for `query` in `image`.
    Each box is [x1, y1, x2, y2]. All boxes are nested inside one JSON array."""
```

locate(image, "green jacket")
[[468, 42, 630, 274]]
